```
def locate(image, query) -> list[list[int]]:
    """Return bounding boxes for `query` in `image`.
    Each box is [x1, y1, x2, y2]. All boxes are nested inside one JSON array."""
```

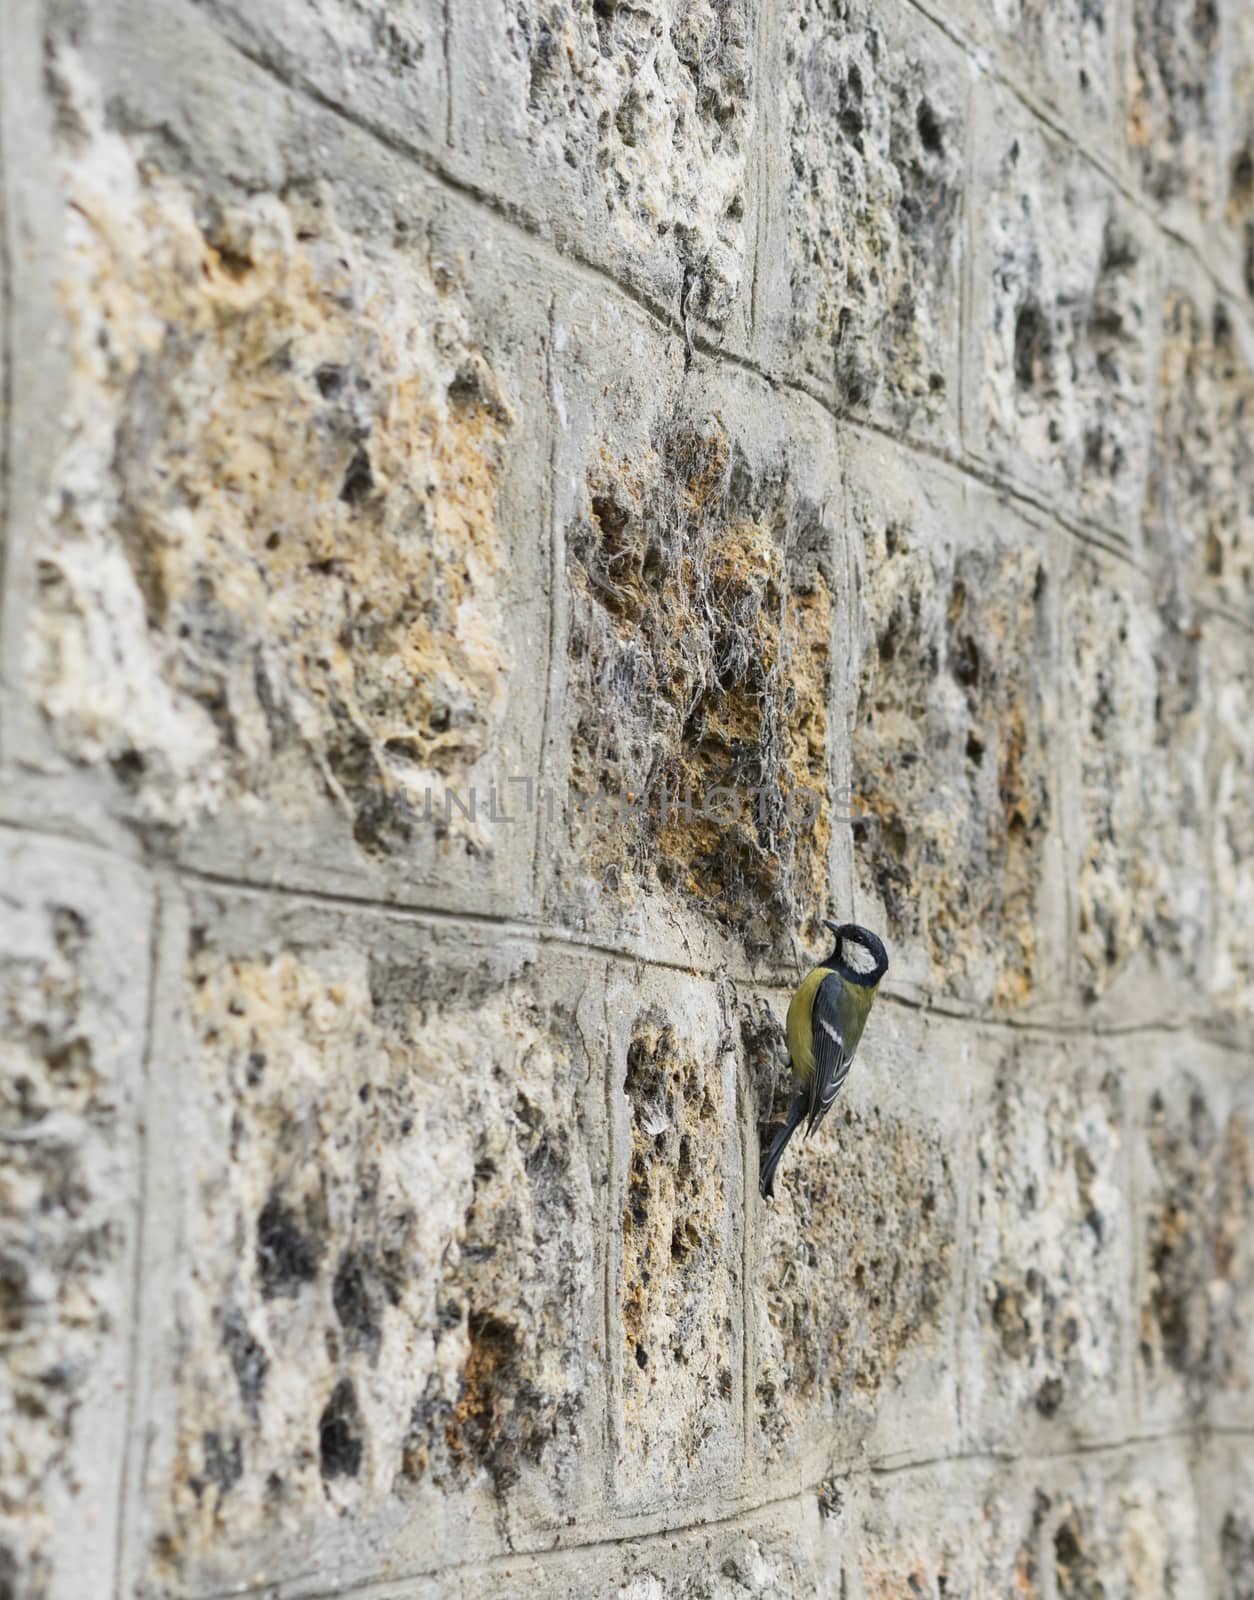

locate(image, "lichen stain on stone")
[[853, 520, 1051, 1006], [153, 944, 591, 1579], [754, 1099, 956, 1455], [568, 422, 832, 955], [1145, 288, 1254, 619], [1142, 1083, 1252, 1395], [32, 72, 511, 849], [516, 0, 752, 322], [620, 1010, 736, 1473]]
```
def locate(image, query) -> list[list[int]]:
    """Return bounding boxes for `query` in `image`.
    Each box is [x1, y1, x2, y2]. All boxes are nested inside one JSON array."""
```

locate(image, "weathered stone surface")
[[1133, 1039, 1253, 1432], [847, 439, 1067, 1011], [1206, 624, 1254, 1030], [545, 310, 847, 969], [1062, 551, 1210, 1019], [964, 1039, 1131, 1451], [450, 0, 758, 335], [1195, 1436, 1254, 1599], [187, 0, 445, 151], [1128, 0, 1223, 218], [967, 82, 1157, 537], [953, 0, 1121, 147], [846, 1464, 981, 1597], [748, 1000, 964, 1477], [1227, 0, 1254, 297], [124, 893, 606, 1595], [0, 830, 151, 1600], [19, 26, 551, 913], [769, 0, 966, 445], [1145, 268, 1254, 621], [608, 965, 743, 1511], [978, 1446, 1206, 1596]]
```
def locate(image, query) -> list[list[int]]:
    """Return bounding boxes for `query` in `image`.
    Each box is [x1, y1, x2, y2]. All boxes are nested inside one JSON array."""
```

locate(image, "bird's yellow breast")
[[785, 965, 829, 1086]]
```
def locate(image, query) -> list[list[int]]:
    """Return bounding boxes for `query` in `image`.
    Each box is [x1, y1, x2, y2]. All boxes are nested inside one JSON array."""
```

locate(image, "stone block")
[[606, 963, 745, 1513], [763, 0, 966, 448], [13, 10, 554, 917], [1128, 0, 1224, 222], [1060, 550, 1210, 1022], [963, 1037, 1133, 1453], [1205, 623, 1254, 1034], [978, 1444, 1206, 1596], [965, 81, 1158, 539], [747, 998, 966, 1480], [1144, 260, 1254, 623], [1132, 1036, 1254, 1433], [847, 436, 1068, 1014], [120, 890, 608, 1596], [448, 0, 760, 343], [542, 299, 850, 973], [0, 829, 152, 1600]]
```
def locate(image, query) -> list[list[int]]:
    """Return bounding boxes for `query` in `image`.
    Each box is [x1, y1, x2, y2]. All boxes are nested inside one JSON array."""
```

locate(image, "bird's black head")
[[822, 922, 889, 987]]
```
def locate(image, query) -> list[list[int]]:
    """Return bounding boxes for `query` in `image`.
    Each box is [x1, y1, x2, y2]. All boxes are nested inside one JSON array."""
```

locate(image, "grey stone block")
[[0, 827, 152, 1600]]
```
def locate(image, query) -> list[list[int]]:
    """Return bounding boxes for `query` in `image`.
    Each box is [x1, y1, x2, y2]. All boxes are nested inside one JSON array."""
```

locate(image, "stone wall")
[[0, 0, 1251, 1595]]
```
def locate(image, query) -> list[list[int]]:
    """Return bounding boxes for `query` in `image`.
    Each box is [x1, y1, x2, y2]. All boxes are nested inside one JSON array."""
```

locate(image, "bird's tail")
[[759, 1089, 808, 1200]]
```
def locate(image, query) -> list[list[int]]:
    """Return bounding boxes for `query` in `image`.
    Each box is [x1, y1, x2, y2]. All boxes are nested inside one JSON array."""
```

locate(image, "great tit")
[[759, 921, 889, 1200]]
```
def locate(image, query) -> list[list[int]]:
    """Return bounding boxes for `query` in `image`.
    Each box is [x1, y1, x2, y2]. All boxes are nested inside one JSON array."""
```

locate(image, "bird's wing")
[[806, 972, 855, 1135]]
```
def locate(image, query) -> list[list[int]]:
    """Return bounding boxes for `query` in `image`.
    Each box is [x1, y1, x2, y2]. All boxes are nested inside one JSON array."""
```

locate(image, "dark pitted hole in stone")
[[256, 1197, 320, 1298], [201, 1430, 243, 1493], [314, 362, 346, 399], [1035, 1376, 1064, 1417], [222, 1308, 270, 1419], [319, 1378, 363, 1480], [339, 447, 374, 506], [1014, 300, 1052, 390], [332, 1250, 383, 1358], [916, 98, 943, 155]]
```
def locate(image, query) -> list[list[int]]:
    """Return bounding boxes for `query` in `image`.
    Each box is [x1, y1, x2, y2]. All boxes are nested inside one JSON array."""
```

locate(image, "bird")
[[759, 921, 889, 1200]]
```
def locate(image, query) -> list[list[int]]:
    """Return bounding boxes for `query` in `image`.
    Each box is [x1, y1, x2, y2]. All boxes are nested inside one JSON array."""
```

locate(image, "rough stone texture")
[[0, 831, 151, 1600], [847, 439, 1067, 1011], [1062, 549, 1211, 1021], [769, 0, 965, 445], [1134, 1039, 1253, 1432], [967, 82, 1156, 539], [125, 894, 605, 1595], [965, 1040, 1130, 1452], [1, 0, 1251, 1595], [748, 1000, 965, 1478], [451, 0, 758, 336]]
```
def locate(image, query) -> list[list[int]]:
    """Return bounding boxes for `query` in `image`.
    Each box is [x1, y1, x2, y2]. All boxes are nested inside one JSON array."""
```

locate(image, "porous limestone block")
[[747, 998, 967, 1482], [121, 890, 609, 1597], [1132, 1036, 1254, 1435], [173, 0, 446, 153], [842, 1462, 983, 1597], [543, 295, 850, 975], [762, 0, 966, 449], [372, 1496, 845, 1598], [1060, 551, 1211, 1024], [933, 0, 1124, 155], [963, 1036, 1134, 1454], [978, 1444, 1206, 1597], [1194, 1434, 1254, 1599], [1205, 622, 1254, 1034], [965, 81, 1158, 541], [11, 4, 553, 917], [0, 828, 152, 1600], [448, 0, 760, 345], [1144, 257, 1254, 624], [1223, 0, 1254, 297], [605, 962, 745, 1513], [846, 434, 1069, 1015], [1127, 0, 1224, 225]]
